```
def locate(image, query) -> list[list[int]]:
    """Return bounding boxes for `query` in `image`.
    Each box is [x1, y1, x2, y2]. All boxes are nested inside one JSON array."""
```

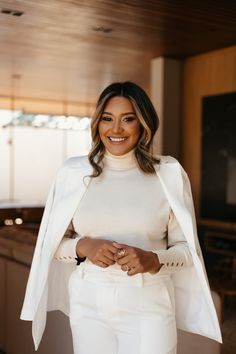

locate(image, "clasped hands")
[[76, 238, 162, 276]]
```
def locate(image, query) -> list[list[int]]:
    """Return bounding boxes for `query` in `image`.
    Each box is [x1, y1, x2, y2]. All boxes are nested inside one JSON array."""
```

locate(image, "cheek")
[[98, 123, 105, 138], [131, 124, 141, 140]]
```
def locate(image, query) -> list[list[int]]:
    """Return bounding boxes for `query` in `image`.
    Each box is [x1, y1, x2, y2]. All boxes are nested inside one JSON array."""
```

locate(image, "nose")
[[111, 119, 123, 134]]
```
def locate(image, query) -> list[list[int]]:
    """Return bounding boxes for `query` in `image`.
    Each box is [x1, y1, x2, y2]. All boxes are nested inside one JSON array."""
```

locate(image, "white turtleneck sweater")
[[54, 149, 193, 274]]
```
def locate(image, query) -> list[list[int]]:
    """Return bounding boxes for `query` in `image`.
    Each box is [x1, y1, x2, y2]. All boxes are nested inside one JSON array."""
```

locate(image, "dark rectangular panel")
[[201, 92, 236, 222]]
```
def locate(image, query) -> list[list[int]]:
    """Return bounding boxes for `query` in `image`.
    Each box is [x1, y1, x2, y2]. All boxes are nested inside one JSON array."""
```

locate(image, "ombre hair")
[[88, 81, 160, 177]]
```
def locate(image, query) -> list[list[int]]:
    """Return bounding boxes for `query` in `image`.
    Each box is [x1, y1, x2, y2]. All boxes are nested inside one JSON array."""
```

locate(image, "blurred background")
[[0, 1, 235, 353]]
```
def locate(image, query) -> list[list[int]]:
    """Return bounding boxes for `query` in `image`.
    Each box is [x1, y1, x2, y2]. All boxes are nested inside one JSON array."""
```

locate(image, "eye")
[[100, 116, 112, 122], [123, 116, 137, 122]]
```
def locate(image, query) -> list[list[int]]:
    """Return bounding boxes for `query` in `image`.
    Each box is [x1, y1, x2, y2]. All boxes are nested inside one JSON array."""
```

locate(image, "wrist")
[[149, 252, 163, 274], [76, 237, 90, 258]]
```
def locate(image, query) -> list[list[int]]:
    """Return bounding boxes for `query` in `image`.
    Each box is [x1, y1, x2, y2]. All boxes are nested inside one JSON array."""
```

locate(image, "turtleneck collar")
[[103, 148, 138, 170]]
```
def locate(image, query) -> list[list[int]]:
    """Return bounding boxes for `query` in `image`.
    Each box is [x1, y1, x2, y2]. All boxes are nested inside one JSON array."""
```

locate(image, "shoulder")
[[60, 154, 90, 170], [155, 154, 189, 180], [156, 154, 179, 165], [155, 155, 193, 198], [54, 154, 91, 181], [154, 154, 182, 168]]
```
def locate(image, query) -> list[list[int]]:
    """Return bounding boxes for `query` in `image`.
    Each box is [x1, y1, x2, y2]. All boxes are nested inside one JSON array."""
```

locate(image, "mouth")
[[108, 136, 128, 143]]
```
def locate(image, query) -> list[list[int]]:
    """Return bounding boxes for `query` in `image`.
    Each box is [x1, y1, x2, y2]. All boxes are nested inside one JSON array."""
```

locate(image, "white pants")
[[69, 261, 177, 354]]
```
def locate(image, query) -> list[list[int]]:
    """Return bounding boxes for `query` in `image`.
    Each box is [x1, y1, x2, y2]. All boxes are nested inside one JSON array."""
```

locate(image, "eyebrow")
[[102, 111, 136, 116]]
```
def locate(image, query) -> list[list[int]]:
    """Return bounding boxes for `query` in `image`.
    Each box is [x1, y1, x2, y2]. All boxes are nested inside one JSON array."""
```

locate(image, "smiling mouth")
[[108, 137, 128, 142]]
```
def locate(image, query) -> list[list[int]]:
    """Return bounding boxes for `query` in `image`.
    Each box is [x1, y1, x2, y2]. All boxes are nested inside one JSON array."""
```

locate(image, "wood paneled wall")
[[182, 45, 236, 220], [0, 96, 95, 117]]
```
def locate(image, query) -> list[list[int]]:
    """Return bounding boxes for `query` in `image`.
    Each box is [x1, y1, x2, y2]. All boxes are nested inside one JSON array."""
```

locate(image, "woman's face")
[[98, 96, 141, 156]]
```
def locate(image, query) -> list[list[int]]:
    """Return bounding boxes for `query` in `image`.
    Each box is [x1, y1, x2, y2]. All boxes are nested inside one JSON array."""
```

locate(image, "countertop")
[[0, 225, 38, 266]]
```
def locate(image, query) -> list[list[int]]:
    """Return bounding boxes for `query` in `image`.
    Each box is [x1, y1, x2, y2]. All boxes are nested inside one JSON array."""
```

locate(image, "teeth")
[[109, 137, 127, 142]]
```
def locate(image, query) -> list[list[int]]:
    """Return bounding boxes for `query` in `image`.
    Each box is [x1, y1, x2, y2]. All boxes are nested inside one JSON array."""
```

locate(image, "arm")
[[114, 209, 193, 276], [54, 222, 119, 267], [54, 221, 83, 263], [152, 208, 193, 274]]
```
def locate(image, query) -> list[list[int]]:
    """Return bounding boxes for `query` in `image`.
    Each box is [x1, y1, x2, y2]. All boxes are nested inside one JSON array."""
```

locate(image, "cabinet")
[[0, 257, 6, 350], [5, 261, 73, 354], [0, 225, 74, 354], [198, 220, 236, 275], [0, 257, 74, 354], [198, 220, 236, 318]]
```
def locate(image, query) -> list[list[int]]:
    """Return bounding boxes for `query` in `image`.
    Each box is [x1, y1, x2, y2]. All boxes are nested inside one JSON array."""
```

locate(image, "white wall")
[[0, 128, 10, 201], [0, 126, 92, 204]]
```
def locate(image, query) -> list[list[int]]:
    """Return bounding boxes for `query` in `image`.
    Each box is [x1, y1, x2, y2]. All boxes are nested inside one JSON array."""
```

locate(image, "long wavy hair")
[[88, 81, 160, 177]]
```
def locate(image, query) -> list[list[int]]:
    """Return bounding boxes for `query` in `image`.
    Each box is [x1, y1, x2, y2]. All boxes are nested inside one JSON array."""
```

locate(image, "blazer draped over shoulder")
[[20, 155, 222, 350]]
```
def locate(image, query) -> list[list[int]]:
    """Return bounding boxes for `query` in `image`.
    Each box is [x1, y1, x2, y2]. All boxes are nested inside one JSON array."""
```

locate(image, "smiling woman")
[[88, 81, 160, 177], [98, 96, 141, 156], [21, 81, 222, 354]]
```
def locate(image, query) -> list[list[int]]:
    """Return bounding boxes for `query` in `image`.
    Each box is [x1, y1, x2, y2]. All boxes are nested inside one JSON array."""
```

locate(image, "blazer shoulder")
[[155, 155, 189, 179], [60, 154, 90, 171], [155, 154, 179, 165]]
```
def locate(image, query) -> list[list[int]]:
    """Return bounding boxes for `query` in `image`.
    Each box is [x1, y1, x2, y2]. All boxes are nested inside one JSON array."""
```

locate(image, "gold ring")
[[117, 249, 126, 257]]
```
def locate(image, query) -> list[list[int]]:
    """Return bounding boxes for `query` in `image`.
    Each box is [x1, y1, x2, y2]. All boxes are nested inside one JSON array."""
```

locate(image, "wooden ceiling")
[[1, 0, 236, 112]]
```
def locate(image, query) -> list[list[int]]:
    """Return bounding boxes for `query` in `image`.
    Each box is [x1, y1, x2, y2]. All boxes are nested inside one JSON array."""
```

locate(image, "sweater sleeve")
[[152, 209, 193, 274], [54, 221, 82, 263]]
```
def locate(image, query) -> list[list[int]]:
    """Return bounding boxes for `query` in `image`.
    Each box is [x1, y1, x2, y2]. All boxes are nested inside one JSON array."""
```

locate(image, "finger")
[[116, 248, 126, 257], [97, 249, 116, 266], [107, 244, 122, 254], [112, 242, 128, 250], [95, 253, 115, 266], [116, 254, 131, 265], [95, 260, 108, 268], [120, 264, 138, 275], [115, 247, 132, 261], [115, 249, 128, 261], [102, 256, 116, 266], [121, 264, 130, 272], [102, 249, 116, 261], [127, 266, 139, 276], [96, 244, 118, 259]]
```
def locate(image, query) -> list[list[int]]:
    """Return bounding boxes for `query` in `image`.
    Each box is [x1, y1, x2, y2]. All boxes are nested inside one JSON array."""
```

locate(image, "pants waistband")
[[75, 260, 171, 287]]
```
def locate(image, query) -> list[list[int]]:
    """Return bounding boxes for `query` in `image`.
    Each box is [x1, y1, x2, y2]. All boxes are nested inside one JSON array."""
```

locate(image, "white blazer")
[[20, 155, 222, 349]]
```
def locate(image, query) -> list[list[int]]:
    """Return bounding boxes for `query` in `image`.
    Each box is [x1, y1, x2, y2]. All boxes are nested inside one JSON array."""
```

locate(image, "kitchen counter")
[[0, 225, 37, 266]]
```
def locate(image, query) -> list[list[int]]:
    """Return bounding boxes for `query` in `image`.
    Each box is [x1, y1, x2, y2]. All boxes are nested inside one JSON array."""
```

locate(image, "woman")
[[21, 82, 222, 353]]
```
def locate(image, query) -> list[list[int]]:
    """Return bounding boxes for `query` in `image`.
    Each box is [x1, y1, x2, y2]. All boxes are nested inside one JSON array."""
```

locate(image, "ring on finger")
[[117, 248, 126, 257]]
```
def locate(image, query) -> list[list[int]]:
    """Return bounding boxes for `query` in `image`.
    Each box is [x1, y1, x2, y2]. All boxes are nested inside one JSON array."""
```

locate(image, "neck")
[[103, 149, 137, 170]]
